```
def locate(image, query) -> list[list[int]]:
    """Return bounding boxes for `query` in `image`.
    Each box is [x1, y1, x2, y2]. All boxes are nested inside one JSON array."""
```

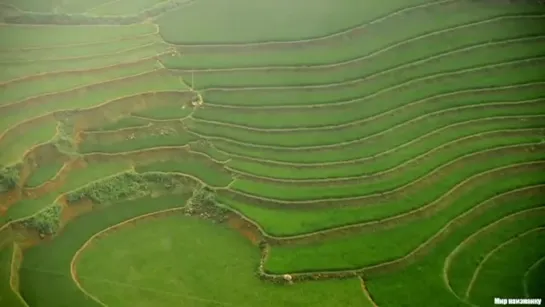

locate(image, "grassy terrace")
[[1, 0, 544, 306]]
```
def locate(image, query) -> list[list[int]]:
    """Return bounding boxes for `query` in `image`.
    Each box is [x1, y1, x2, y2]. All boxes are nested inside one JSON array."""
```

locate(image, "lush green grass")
[[366, 199, 545, 307], [19, 194, 191, 307], [525, 257, 545, 299], [188, 101, 545, 147], [0, 35, 162, 62], [212, 115, 545, 163], [180, 38, 545, 89], [447, 214, 545, 299], [468, 229, 545, 306], [25, 161, 65, 188], [0, 121, 58, 167], [0, 43, 167, 82], [231, 147, 545, 201], [79, 125, 198, 153], [163, 11, 545, 69], [88, 0, 167, 16], [77, 214, 372, 307], [135, 155, 233, 187], [0, 59, 158, 106], [202, 58, 545, 107], [1, 72, 187, 134], [264, 167, 545, 273], [0, 24, 156, 50]]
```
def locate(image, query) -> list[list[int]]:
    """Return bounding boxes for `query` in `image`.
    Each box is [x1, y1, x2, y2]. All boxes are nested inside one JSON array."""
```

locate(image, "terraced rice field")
[[0, 0, 544, 306]]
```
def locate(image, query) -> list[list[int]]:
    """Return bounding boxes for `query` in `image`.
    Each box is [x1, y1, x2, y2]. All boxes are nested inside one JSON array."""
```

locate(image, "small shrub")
[[0, 164, 21, 192], [22, 205, 62, 235]]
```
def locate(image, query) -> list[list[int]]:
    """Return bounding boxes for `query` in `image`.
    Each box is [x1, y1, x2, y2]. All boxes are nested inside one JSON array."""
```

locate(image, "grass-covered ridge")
[[0, 0, 544, 306]]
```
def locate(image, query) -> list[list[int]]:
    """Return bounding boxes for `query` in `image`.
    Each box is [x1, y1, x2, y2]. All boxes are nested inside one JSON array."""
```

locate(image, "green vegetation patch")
[[21, 205, 61, 235], [0, 164, 21, 193], [65, 171, 190, 205], [77, 214, 372, 307]]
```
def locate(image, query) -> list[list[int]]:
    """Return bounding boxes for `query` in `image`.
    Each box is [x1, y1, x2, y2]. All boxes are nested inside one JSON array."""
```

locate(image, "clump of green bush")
[[66, 172, 148, 204], [21, 205, 62, 236], [65, 171, 190, 205], [185, 185, 229, 222], [0, 164, 21, 193]]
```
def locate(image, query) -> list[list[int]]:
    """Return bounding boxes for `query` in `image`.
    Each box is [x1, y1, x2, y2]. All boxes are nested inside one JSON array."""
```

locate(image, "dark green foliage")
[[0, 164, 21, 193], [65, 172, 148, 205], [65, 171, 191, 205], [186, 185, 229, 222], [21, 205, 62, 235]]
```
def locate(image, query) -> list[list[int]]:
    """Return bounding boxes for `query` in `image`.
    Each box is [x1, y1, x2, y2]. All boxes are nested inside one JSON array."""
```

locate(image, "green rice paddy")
[[0, 0, 544, 306]]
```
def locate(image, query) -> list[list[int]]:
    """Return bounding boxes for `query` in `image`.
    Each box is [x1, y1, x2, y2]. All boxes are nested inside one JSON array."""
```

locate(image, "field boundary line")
[[225, 156, 545, 205], [444, 211, 545, 300], [225, 127, 545, 184], [0, 71, 185, 142], [172, 32, 545, 73], [359, 277, 379, 307], [9, 243, 30, 307], [189, 113, 545, 152], [464, 227, 545, 300], [190, 98, 545, 134], [201, 55, 545, 92], [522, 256, 545, 297], [0, 41, 163, 65], [0, 51, 166, 87], [0, 31, 159, 52]]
